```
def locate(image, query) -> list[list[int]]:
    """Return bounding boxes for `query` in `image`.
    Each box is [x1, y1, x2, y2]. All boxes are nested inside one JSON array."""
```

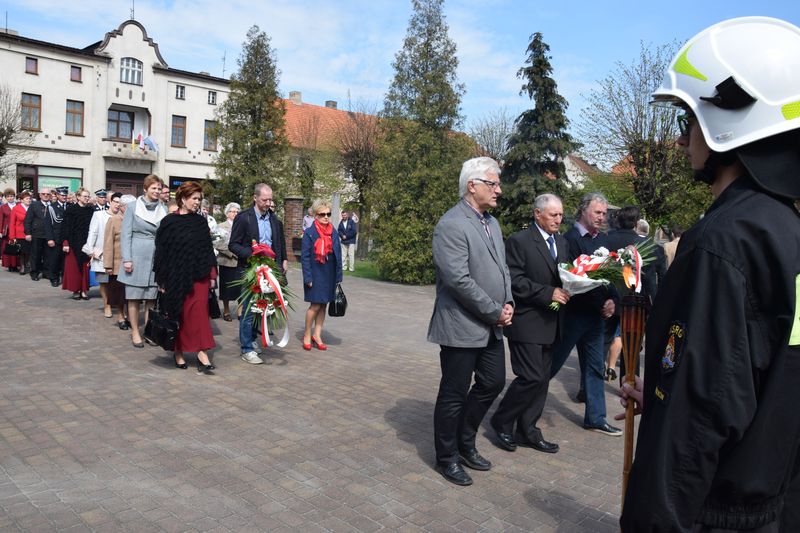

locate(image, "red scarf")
[[313, 220, 333, 263]]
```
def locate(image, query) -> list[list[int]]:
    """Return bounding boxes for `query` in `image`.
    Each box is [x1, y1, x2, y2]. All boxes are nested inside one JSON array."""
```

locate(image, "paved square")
[[0, 266, 634, 531]]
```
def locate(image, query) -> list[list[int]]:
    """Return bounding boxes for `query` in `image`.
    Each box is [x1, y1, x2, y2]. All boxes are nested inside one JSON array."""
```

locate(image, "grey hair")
[[575, 192, 608, 218], [636, 219, 650, 235], [533, 193, 562, 212], [459, 157, 501, 197], [120, 194, 137, 205], [201, 199, 211, 208], [224, 202, 241, 215], [253, 183, 272, 197]]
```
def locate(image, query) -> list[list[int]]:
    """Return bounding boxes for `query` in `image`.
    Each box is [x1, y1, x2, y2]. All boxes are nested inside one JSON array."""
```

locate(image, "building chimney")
[[325, 100, 337, 109], [289, 91, 302, 105]]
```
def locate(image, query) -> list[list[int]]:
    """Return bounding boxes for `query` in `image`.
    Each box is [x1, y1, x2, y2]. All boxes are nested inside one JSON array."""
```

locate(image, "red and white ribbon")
[[255, 266, 289, 348]]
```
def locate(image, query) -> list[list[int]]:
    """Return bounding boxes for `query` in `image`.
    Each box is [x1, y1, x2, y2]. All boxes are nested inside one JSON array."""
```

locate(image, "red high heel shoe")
[[311, 336, 327, 351], [302, 338, 312, 351]]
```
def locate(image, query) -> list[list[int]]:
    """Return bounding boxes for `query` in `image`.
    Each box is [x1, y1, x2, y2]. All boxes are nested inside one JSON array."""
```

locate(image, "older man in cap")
[[94, 189, 109, 211]]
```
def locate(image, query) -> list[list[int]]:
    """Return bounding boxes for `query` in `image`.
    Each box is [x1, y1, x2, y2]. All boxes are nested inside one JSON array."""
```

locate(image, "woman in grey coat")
[[119, 174, 167, 347]]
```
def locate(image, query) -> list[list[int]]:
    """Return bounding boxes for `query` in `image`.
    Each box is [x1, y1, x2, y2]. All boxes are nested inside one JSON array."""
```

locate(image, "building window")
[[171, 115, 186, 147], [120, 57, 143, 85], [25, 57, 38, 74], [204, 120, 217, 151], [208, 91, 217, 105], [176, 85, 185, 100], [21, 93, 41, 131], [70, 66, 82, 82], [65, 100, 84, 136], [107, 109, 133, 141]]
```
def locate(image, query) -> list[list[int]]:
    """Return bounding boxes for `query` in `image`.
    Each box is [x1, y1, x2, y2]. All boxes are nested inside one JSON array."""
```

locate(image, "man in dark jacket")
[[550, 192, 621, 437], [490, 193, 569, 455], [228, 183, 287, 365], [23, 187, 57, 281], [337, 210, 358, 272], [620, 17, 800, 532]]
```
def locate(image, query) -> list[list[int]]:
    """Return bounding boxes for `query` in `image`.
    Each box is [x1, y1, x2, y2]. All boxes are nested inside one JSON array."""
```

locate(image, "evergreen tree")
[[498, 33, 579, 236], [213, 26, 290, 206], [372, 0, 472, 284]]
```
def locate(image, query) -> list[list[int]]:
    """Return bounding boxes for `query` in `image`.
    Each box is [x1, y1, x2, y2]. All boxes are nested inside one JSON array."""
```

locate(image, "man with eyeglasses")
[[229, 183, 288, 365], [619, 17, 800, 532], [428, 156, 514, 486], [23, 187, 57, 281]]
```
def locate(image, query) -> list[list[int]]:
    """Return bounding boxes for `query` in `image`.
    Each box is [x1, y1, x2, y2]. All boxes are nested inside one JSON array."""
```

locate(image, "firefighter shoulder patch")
[[661, 322, 686, 373]]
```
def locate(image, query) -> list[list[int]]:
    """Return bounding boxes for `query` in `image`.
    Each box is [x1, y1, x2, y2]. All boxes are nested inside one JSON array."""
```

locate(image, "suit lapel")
[[458, 201, 500, 265], [531, 227, 557, 276]]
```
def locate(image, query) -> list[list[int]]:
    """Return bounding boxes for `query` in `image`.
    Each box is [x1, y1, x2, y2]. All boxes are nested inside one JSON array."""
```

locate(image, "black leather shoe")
[[50, 279, 59, 287], [583, 422, 623, 437], [459, 448, 491, 471], [490, 417, 516, 451], [30, 272, 40, 281], [517, 437, 559, 454], [437, 462, 473, 486]]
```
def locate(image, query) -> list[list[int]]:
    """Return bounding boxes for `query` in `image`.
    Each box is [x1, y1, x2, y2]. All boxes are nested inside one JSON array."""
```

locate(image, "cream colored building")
[[0, 20, 228, 196]]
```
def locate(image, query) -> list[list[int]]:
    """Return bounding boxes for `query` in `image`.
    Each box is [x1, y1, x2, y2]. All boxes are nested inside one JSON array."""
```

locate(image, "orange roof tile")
[[283, 99, 376, 150]]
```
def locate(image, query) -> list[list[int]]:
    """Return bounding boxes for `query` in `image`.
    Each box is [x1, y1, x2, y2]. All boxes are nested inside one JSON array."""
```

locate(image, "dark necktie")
[[547, 235, 557, 261]]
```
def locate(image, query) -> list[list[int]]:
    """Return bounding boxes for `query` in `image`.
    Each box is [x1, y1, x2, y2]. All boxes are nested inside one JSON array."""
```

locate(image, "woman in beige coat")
[[103, 194, 136, 329], [213, 202, 241, 321]]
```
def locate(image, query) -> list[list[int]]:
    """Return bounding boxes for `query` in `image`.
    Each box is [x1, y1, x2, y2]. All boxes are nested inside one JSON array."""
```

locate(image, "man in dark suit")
[[23, 187, 56, 281], [490, 194, 569, 454], [428, 157, 514, 487], [47, 186, 68, 286], [229, 183, 288, 365]]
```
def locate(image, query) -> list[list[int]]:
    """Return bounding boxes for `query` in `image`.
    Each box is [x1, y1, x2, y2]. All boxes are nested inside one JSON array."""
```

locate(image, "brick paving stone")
[[0, 265, 634, 531]]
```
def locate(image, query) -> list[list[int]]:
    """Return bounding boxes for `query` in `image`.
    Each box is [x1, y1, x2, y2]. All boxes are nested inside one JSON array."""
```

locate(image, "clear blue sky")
[[4, 1, 800, 134]]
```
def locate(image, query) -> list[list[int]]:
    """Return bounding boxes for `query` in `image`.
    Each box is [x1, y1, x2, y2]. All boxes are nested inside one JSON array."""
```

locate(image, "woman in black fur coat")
[[61, 188, 95, 300], [153, 182, 218, 373]]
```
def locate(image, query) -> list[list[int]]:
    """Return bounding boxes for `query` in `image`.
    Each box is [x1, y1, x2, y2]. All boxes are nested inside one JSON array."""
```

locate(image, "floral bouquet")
[[236, 240, 294, 347], [550, 240, 657, 310]]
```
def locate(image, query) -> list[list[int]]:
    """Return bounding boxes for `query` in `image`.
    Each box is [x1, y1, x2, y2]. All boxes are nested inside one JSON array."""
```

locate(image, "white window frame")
[[208, 91, 217, 105], [120, 57, 143, 86], [176, 85, 185, 100]]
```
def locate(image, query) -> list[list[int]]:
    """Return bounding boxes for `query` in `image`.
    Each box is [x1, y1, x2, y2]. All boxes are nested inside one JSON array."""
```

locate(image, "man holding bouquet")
[[550, 192, 621, 437], [490, 194, 569, 454]]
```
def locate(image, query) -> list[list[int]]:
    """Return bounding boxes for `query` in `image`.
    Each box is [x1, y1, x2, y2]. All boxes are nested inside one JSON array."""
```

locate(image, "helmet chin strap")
[[694, 150, 739, 185]]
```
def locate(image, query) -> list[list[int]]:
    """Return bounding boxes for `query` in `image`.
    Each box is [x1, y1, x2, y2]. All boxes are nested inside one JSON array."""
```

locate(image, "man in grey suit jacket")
[[428, 156, 514, 486], [490, 194, 570, 455]]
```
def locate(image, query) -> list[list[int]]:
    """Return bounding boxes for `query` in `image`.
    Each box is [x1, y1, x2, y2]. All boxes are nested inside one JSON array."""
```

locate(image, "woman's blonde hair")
[[310, 199, 332, 215]]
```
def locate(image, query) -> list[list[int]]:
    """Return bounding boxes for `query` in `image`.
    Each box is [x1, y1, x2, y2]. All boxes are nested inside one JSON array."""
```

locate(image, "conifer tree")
[[213, 26, 290, 205], [372, 0, 472, 284], [499, 33, 579, 236]]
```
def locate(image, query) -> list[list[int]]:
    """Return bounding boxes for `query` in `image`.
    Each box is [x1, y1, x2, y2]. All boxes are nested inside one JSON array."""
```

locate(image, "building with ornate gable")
[[0, 20, 229, 195]]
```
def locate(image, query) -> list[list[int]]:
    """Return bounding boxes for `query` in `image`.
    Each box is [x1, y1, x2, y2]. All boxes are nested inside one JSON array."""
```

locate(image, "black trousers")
[[433, 336, 505, 464], [48, 246, 64, 279], [30, 238, 55, 277], [491, 341, 552, 442]]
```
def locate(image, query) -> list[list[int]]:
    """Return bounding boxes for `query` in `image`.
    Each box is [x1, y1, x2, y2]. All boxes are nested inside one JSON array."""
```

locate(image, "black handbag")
[[144, 294, 179, 351], [328, 283, 347, 317], [4, 241, 21, 256], [208, 288, 221, 319]]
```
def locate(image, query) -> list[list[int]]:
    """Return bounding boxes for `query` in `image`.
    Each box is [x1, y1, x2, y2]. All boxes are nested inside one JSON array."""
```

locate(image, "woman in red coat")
[[153, 181, 218, 374], [0, 188, 19, 271], [7, 191, 31, 274]]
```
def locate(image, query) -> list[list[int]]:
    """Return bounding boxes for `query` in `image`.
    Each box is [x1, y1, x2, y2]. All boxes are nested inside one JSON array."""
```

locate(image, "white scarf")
[[134, 196, 166, 226]]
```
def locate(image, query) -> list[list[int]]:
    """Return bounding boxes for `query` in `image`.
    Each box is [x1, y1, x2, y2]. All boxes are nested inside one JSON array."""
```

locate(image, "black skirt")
[[218, 265, 241, 301]]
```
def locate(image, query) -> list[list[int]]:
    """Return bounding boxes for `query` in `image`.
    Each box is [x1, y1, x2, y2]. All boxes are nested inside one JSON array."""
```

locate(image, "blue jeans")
[[550, 310, 607, 428], [239, 294, 256, 353]]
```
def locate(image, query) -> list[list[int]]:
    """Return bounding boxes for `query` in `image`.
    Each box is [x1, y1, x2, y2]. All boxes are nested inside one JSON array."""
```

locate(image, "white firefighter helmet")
[[653, 17, 800, 198]]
